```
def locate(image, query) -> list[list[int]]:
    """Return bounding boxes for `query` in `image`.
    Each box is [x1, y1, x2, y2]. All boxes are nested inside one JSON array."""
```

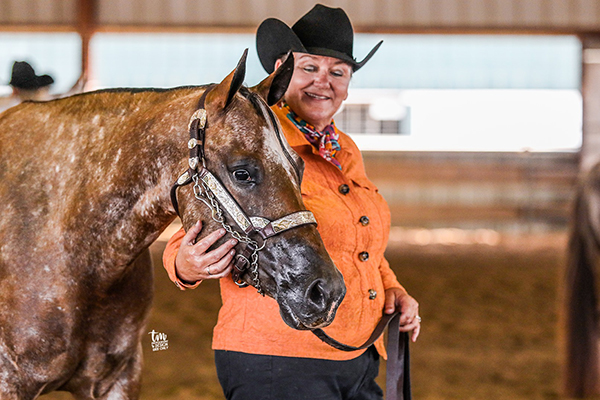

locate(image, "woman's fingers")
[[202, 249, 236, 279], [182, 220, 205, 246], [193, 227, 228, 253], [384, 288, 421, 342], [412, 321, 421, 342], [198, 237, 238, 265], [398, 316, 421, 342], [175, 221, 238, 283]]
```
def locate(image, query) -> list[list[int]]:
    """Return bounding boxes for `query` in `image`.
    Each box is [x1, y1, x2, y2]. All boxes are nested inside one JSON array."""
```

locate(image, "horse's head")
[[175, 51, 345, 330]]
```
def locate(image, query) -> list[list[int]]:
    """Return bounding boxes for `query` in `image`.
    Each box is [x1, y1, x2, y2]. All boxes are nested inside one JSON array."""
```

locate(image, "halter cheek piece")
[[169, 86, 317, 295]]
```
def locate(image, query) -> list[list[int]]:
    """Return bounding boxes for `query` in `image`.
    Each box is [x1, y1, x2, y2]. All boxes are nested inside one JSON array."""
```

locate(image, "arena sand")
[[41, 232, 575, 400]]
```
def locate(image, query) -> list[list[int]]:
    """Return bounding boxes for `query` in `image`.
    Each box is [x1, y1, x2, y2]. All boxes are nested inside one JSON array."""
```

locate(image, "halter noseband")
[[169, 86, 317, 294]]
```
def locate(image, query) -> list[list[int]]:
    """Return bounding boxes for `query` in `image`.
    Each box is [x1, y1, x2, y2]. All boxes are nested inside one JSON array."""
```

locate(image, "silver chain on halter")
[[192, 174, 265, 294]]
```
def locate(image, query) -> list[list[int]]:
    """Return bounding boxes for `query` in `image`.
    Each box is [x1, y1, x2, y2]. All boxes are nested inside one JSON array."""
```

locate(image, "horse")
[[563, 161, 600, 398], [0, 51, 346, 399]]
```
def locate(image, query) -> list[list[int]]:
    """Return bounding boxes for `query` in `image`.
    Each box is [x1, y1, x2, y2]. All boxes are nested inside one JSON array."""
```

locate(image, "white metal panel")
[[512, 0, 544, 27], [547, 0, 572, 27], [99, 0, 136, 25], [143, 0, 164, 25], [435, 0, 462, 26], [353, 0, 377, 25], [0, 0, 76, 24], [260, 0, 302, 24], [37, 0, 57, 21], [373, 0, 402, 26], [168, 0, 187, 23], [576, 0, 600, 27], [492, 0, 516, 28], [464, 0, 492, 27], [222, 1, 254, 26], [186, 0, 218, 25], [409, 0, 434, 27], [0, 0, 13, 23], [381, 0, 411, 26], [57, 0, 77, 23], [11, 0, 37, 24], [1, 0, 600, 32], [247, 0, 272, 23]]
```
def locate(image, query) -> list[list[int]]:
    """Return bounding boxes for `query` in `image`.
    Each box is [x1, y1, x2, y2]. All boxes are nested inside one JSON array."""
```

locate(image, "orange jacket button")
[[339, 184, 350, 195], [368, 289, 377, 300], [359, 216, 370, 226], [359, 251, 369, 262]]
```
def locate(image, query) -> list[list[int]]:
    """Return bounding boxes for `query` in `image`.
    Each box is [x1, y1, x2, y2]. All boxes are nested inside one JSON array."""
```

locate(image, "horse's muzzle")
[[276, 267, 346, 330]]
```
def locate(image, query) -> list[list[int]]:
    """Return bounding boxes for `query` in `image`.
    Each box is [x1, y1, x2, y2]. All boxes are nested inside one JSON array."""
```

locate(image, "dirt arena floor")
[[42, 231, 577, 400]]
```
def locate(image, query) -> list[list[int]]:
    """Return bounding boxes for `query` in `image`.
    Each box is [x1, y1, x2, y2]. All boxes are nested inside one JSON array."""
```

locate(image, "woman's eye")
[[233, 169, 252, 182], [302, 65, 317, 73]]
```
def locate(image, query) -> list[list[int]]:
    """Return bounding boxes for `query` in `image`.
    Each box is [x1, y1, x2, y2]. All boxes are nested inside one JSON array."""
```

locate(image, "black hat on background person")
[[256, 3, 383, 74], [9, 61, 54, 90]]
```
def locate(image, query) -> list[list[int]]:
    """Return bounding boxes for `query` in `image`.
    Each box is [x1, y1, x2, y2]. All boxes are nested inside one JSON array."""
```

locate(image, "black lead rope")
[[386, 314, 412, 400], [312, 311, 412, 400]]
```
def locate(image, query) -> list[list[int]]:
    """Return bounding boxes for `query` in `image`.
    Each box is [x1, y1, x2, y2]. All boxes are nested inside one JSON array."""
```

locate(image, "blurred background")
[[2, 1, 600, 399]]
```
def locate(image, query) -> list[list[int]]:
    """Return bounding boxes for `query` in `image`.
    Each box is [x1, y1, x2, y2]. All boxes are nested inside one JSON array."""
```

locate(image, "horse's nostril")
[[306, 279, 327, 311]]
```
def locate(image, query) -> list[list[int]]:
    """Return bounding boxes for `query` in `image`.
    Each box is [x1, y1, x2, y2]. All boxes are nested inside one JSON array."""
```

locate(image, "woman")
[[163, 4, 420, 399], [0, 61, 54, 113]]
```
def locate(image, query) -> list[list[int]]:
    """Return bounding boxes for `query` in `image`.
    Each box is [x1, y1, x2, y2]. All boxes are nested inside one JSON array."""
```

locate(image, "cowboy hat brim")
[[257, 17, 382, 74], [257, 18, 306, 74], [10, 74, 54, 90]]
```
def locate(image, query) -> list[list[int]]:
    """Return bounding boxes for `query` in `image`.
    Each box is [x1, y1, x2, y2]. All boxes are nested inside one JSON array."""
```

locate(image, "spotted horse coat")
[[0, 52, 345, 399]]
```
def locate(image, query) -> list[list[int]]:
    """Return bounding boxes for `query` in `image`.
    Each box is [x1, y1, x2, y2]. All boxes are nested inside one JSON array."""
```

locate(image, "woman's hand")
[[384, 287, 421, 342], [174, 221, 238, 284]]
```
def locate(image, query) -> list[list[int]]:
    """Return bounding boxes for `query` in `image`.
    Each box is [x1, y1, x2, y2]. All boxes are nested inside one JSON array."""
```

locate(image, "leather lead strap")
[[312, 311, 411, 400], [386, 314, 412, 400]]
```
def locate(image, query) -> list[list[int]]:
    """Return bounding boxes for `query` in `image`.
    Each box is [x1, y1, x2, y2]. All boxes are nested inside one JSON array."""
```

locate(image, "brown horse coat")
[[0, 53, 345, 399]]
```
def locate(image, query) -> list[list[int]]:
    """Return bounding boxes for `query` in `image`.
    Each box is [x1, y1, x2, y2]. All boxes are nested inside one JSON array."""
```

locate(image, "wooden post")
[[581, 35, 600, 172], [77, 0, 97, 77], [563, 36, 600, 400]]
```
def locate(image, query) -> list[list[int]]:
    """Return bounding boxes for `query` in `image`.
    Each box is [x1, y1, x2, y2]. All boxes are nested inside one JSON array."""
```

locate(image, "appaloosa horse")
[[0, 51, 345, 399], [564, 161, 600, 398]]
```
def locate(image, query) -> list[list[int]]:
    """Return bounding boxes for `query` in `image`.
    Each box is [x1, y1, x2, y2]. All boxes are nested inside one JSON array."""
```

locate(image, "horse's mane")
[[66, 84, 214, 99]]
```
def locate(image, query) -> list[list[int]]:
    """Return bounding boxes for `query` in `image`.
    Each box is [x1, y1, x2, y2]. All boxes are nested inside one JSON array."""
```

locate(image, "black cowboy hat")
[[256, 4, 382, 74], [9, 61, 54, 90]]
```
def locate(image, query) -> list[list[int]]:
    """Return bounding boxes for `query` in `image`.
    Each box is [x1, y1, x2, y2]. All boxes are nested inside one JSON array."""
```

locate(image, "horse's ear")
[[207, 49, 248, 112], [251, 51, 294, 106]]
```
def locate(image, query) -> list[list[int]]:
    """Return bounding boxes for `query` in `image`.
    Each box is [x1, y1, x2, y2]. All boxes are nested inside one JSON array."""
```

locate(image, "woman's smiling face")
[[276, 53, 352, 131]]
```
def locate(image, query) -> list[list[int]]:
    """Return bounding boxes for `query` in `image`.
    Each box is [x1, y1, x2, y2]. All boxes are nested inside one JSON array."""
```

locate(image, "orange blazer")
[[163, 104, 403, 360]]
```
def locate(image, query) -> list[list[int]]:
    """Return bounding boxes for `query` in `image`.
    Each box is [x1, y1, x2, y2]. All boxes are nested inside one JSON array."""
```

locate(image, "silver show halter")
[[170, 86, 317, 295]]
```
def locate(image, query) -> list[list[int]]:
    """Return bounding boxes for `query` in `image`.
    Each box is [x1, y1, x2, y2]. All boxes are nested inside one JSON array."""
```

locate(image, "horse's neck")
[[65, 91, 195, 274]]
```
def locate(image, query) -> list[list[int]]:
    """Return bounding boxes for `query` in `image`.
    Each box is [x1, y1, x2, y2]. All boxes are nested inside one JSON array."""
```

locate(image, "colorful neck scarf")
[[283, 104, 342, 170]]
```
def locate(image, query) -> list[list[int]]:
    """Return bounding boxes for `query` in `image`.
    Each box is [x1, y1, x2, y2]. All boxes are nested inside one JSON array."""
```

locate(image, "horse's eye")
[[233, 169, 251, 182]]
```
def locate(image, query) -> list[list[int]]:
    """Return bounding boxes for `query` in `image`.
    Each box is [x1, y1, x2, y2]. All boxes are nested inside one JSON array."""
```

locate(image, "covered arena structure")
[[2, 1, 600, 399]]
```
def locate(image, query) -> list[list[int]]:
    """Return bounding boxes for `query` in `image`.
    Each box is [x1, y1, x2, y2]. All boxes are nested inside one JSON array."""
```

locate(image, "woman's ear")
[[274, 59, 283, 71]]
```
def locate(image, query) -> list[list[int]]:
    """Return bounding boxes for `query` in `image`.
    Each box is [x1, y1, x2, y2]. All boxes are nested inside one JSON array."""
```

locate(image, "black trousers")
[[214, 346, 383, 400]]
